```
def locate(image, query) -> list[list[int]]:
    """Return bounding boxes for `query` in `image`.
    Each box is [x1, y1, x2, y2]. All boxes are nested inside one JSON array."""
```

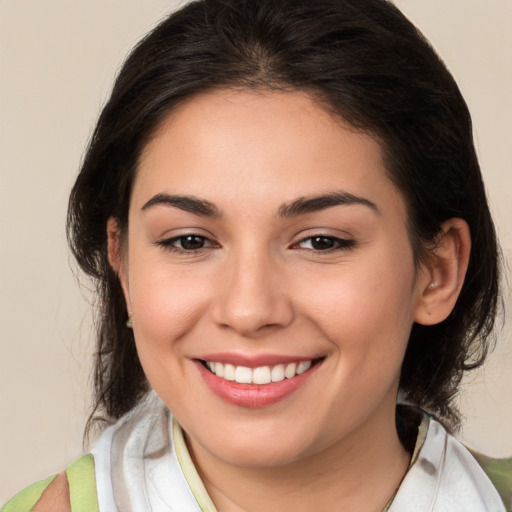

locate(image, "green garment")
[[470, 449, 512, 512], [2, 454, 99, 512]]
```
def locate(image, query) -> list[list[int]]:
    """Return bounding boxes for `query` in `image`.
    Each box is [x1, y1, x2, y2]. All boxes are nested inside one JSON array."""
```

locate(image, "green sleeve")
[[469, 449, 512, 512], [66, 454, 100, 512], [1, 474, 57, 512]]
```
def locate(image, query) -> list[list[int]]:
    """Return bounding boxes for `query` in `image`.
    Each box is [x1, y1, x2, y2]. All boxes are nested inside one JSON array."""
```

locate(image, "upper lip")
[[197, 352, 323, 368]]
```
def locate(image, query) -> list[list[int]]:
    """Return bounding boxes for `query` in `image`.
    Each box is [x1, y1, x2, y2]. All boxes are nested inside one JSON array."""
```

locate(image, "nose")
[[211, 249, 294, 338]]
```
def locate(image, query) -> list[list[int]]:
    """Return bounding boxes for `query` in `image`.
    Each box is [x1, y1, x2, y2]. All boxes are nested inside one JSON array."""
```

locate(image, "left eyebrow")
[[278, 191, 379, 218], [141, 193, 222, 217]]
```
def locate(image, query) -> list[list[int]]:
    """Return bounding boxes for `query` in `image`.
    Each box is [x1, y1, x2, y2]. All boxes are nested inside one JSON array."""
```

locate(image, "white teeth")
[[224, 363, 235, 381], [214, 362, 224, 378], [234, 366, 252, 384], [296, 361, 312, 374], [252, 366, 271, 385], [205, 359, 313, 384], [284, 363, 297, 379], [271, 364, 285, 382]]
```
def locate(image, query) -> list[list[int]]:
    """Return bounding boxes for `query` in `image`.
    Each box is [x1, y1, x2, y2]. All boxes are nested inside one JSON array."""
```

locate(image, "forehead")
[[134, 89, 405, 218]]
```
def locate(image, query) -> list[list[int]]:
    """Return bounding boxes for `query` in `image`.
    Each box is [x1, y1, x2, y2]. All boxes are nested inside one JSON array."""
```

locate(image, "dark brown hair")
[[67, 0, 500, 434]]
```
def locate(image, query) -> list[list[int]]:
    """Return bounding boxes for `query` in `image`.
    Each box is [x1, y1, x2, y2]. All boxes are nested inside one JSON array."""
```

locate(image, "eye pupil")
[[311, 236, 335, 250], [181, 235, 204, 250]]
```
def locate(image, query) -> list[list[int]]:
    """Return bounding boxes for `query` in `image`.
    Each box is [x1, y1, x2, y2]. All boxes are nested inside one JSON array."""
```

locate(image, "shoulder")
[[428, 420, 510, 512], [2, 473, 69, 512], [391, 415, 509, 512], [33, 472, 70, 512], [1, 454, 98, 512], [468, 448, 512, 512]]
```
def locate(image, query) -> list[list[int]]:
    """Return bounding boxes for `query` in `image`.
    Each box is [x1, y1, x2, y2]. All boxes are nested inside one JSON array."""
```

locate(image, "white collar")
[[92, 393, 504, 511]]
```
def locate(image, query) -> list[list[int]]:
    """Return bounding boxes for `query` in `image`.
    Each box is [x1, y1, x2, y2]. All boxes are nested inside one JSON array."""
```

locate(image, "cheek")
[[127, 257, 212, 357], [301, 250, 417, 357], [127, 264, 213, 403]]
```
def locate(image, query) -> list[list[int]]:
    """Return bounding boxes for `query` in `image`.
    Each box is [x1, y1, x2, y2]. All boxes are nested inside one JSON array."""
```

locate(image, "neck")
[[187, 403, 412, 512]]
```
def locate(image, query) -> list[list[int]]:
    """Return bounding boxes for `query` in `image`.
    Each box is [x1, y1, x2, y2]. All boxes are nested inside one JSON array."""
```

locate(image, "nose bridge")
[[212, 242, 293, 336]]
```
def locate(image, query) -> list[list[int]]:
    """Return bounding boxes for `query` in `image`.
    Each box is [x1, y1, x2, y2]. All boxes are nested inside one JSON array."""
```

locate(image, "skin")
[[33, 473, 69, 512], [108, 89, 470, 512]]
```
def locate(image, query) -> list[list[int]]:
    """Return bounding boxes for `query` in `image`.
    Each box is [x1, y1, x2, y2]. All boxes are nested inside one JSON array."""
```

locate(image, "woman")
[[3, 0, 510, 510]]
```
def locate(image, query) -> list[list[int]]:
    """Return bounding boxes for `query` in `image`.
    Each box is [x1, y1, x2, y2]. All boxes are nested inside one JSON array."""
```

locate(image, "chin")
[[188, 419, 320, 469]]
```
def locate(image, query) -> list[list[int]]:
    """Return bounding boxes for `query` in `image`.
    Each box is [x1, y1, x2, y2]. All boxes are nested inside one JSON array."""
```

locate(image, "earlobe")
[[414, 218, 471, 326]]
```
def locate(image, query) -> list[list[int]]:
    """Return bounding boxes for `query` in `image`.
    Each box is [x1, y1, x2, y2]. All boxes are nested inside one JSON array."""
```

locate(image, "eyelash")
[[293, 235, 356, 253], [155, 234, 356, 254], [155, 234, 217, 254]]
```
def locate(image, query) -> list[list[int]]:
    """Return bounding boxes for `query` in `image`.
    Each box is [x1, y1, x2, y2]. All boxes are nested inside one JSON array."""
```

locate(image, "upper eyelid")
[[165, 234, 214, 242], [154, 233, 219, 251], [291, 231, 354, 244], [155, 229, 216, 242], [294, 235, 355, 245]]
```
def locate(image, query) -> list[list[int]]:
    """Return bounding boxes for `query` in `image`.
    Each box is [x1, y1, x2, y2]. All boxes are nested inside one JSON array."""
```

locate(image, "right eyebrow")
[[141, 194, 222, 218], [278, 190, 379, 218]]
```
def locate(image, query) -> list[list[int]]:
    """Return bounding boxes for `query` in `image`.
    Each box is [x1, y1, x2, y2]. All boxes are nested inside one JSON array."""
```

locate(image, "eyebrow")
[[141, 190, 378, 219], [141, 194, 222, 217], [278, 191, 379, 218]]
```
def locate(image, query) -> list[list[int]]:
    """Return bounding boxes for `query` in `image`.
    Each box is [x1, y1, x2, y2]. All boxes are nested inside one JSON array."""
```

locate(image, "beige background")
[[1, 0, 510, 501]]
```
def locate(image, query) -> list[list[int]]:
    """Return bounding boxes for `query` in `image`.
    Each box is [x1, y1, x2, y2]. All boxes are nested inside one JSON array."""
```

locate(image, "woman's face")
[[117, 90, 429, 468]]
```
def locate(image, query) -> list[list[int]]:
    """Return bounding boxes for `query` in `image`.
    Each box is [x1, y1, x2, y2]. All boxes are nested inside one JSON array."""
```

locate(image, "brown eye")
[[179, 235, 206, 250], [156, 233, 218, 253], [296, 235, 356, 252], [310, 236, 337, 251]]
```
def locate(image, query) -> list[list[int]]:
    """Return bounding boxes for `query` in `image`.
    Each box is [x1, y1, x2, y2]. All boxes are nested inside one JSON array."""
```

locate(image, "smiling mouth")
[[201, 359, 321, 385]]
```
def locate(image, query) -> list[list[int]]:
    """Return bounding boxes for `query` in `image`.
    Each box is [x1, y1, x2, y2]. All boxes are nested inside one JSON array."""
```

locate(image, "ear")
[[106, 216, 132, 313], [414, 218, 471, 326]]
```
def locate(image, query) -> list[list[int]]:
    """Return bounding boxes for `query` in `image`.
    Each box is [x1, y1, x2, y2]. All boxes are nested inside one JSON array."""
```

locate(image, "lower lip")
[[195, 360, 321, 408]]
